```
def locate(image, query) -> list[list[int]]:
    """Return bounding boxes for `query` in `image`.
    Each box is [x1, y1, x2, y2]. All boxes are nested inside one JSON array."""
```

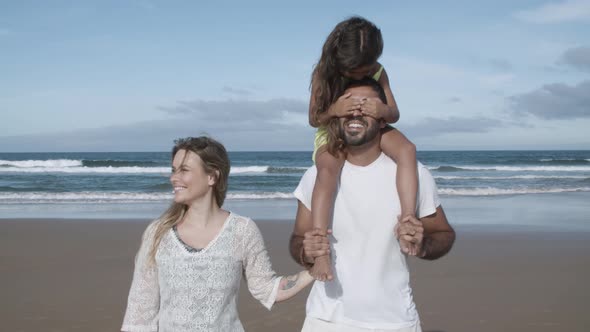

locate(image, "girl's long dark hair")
[[311, 16, 383, 155]]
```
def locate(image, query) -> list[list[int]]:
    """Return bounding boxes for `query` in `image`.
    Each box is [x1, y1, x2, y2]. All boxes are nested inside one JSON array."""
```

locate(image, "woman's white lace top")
[[121, 213, 282, 332]]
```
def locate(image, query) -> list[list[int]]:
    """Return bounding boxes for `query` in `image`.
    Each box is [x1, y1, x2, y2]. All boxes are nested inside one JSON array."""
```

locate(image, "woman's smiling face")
[[170, 149, 215, 205]]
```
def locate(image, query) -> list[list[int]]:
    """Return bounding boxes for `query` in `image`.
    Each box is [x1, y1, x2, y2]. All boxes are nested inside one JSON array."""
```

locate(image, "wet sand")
[[1, 219, 589, 332]]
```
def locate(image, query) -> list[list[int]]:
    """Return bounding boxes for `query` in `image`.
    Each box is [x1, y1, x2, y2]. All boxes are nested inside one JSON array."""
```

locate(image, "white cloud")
[[158, 98, 309, 129], [514, 0, 590, 23], [0, 114, 315, 152]]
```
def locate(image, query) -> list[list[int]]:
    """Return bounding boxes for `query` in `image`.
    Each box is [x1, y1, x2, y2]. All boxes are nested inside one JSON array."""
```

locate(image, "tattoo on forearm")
[[282, 275, 299, 290]]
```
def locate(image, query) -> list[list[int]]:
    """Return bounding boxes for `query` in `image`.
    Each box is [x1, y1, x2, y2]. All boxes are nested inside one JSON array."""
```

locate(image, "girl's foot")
[[310, 255, 333, 281]]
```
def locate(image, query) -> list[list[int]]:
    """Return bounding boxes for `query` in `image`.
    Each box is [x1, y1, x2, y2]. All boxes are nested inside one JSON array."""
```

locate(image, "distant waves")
[[0, 191, 295, 203], [0, 159, 306, 175], [0, 150, 589, 203]]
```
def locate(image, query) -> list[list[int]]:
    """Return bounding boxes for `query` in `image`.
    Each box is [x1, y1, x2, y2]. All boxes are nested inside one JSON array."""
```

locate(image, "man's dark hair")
[[344, 77, 387, 104]]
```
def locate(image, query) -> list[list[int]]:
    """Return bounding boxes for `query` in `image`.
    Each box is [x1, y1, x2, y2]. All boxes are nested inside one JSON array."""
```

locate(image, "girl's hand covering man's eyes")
[[360, 97, 387, 119], [329, 93, 362, 118]]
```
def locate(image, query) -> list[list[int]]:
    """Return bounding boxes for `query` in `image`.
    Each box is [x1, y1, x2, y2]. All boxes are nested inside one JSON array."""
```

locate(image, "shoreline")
[[3, 217, 590, 233], [2, 191, 589, 232]]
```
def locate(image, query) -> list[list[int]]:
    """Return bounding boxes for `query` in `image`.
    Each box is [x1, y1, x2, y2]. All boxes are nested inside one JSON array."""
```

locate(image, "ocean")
[[1, 150, 589, 224]]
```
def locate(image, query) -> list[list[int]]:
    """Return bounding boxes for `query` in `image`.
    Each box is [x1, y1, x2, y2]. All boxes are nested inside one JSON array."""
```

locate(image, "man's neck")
[[346, 136, 382, 166]]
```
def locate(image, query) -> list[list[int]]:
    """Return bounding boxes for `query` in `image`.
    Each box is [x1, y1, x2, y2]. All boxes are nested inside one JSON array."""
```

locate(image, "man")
[[290, 78, 455, 332]]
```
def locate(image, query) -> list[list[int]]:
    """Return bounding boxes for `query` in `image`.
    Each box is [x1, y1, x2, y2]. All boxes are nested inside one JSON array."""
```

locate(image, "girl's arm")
[[357, 67, 400, 124], [375, 66, 418, 218], [377, 68, 401, 124]]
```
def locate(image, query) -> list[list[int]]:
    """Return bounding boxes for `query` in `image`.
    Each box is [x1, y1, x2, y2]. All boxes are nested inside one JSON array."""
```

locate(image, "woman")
[[122, 136, 313, 332]]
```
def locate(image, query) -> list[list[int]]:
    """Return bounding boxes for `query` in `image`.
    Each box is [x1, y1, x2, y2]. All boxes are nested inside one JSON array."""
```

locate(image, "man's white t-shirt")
[[294, 153, 440, 330]]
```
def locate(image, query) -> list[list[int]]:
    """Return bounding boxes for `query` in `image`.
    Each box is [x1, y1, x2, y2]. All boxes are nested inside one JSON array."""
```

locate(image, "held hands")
[[394, 215, 424, 257], [302, 228, 331, 263], [303, 216, 424, 263]]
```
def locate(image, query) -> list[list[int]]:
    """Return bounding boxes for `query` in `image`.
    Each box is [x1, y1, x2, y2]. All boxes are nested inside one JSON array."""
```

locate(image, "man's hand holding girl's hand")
[[395, 215, 424, 256], [302, 228, 332, 264]]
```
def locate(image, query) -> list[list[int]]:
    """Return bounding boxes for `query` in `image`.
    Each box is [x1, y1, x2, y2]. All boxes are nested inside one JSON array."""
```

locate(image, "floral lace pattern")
[[122, 213, 282, 332]]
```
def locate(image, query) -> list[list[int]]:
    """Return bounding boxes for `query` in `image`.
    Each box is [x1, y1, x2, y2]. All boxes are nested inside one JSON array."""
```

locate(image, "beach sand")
[[1, 219, 589, 332]]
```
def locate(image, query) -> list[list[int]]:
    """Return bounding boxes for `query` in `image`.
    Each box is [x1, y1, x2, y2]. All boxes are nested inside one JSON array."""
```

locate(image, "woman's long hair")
[[311, 16, 383, 155], [147, 136, 230, 265]]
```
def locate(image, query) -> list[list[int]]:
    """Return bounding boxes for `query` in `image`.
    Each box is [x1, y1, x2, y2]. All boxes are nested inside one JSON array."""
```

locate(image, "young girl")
[[122, 136, 313, 332], [309, 17, 418, 281]]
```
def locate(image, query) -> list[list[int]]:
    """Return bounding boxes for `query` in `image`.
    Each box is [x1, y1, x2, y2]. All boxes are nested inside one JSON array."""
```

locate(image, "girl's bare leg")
[[310, 146, 345, 281]]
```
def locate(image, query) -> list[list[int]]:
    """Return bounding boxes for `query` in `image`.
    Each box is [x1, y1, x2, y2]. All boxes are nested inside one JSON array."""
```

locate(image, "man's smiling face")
[[338, 85, 384, 147]]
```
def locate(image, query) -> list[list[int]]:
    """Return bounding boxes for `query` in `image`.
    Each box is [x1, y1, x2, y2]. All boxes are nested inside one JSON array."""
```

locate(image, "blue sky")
[[1, 0, 589, 151]]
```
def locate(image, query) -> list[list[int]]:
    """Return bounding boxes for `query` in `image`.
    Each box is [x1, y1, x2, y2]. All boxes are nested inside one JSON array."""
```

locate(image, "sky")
[[1, 0, 589, 152]]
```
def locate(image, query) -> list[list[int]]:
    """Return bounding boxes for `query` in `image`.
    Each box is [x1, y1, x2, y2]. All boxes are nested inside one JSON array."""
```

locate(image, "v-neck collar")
[[170, 212, 233, 255]]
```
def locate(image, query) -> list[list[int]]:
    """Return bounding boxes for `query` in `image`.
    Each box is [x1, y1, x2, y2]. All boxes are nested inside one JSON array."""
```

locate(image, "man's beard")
[[339, 117, 380, 146]]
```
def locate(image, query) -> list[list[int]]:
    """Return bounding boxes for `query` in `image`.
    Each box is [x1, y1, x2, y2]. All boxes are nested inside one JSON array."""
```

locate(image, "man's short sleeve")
[[293, 166, 318, 211], [416, 163, 441, 218]]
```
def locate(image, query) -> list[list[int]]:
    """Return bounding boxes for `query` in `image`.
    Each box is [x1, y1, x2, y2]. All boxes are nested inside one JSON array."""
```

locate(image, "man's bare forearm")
[[419, 229, 455, 260], [289, 233, 309, 267]]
